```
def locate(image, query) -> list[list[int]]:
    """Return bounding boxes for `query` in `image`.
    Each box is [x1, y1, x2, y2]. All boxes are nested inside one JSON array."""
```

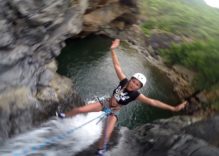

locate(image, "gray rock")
[[0, 45, 30, 66], [107, 116, 219, 156], [74, 116, 219, 156], [38, 69, 55, 86], [150, 31, 182, 51], [9, 0, 68, 26], [0, 87, 38, 142], [0, 58, 39, 93], [0, 20, 14, 48], [184, 115, 219, 147]]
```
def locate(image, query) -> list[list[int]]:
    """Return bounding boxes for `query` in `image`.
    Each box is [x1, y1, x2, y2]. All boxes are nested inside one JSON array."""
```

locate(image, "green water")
[[57, 35, 180, 129]]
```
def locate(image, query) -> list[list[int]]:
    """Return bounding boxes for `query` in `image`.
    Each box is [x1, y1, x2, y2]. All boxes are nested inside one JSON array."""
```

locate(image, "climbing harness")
[[96, 107, 112, 124], [12, 108, 112, 156]]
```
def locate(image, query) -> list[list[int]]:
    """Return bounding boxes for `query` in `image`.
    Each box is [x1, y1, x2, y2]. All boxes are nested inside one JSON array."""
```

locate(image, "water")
[[57, 35, 180, 129], [0, 112, 104, 156]]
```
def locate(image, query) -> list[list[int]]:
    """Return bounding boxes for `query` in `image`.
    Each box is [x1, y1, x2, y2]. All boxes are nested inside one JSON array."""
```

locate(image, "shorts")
[[97, 96, 120, 120]]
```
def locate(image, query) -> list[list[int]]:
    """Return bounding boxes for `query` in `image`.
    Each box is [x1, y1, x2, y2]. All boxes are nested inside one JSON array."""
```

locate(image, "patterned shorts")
[[97, 96, 120, 120]]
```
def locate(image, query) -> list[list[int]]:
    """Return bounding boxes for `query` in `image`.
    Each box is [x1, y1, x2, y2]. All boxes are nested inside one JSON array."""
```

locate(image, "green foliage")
[[140, 0, 219, 90], [140, 0, 219, 39], [160, 40, 219, 90]]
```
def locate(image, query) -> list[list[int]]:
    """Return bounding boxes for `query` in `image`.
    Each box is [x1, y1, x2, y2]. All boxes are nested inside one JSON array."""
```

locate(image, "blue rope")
[[12, 110, 112, 156]]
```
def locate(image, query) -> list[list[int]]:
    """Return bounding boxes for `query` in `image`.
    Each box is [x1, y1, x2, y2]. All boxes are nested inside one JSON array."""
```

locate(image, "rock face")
[[74, 115, 219, 156], [0, 0, 139, 141], [0, 87, 37, 140], [107, 115, 219, 156], [83, 2, 136, 32], [0, 0, 83, 141], [184, 114, 219, 147], [147, 30, 182, 56]]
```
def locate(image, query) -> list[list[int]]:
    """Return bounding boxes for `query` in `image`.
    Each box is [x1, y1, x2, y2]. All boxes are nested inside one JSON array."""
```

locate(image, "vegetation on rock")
[[140, 0, 219, 109]]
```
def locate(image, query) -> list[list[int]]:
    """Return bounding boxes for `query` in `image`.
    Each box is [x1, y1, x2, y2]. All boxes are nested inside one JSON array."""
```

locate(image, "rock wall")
[[0, 0, 83, 141], [75, 115, 219, 156], [108, 115, 219, 156], [0, 0, 139, 141]]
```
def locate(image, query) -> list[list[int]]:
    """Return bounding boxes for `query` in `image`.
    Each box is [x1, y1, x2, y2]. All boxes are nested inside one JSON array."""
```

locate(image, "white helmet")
[[132, 73, 147, 87]]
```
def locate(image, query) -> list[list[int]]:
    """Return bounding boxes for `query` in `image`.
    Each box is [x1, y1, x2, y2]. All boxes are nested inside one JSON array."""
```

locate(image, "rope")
[[12, 110, 112, 156]]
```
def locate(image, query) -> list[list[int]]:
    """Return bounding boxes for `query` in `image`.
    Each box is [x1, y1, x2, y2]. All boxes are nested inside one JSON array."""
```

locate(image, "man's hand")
[[174, 101, 188, 112], [110, 39, 120, 50]]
